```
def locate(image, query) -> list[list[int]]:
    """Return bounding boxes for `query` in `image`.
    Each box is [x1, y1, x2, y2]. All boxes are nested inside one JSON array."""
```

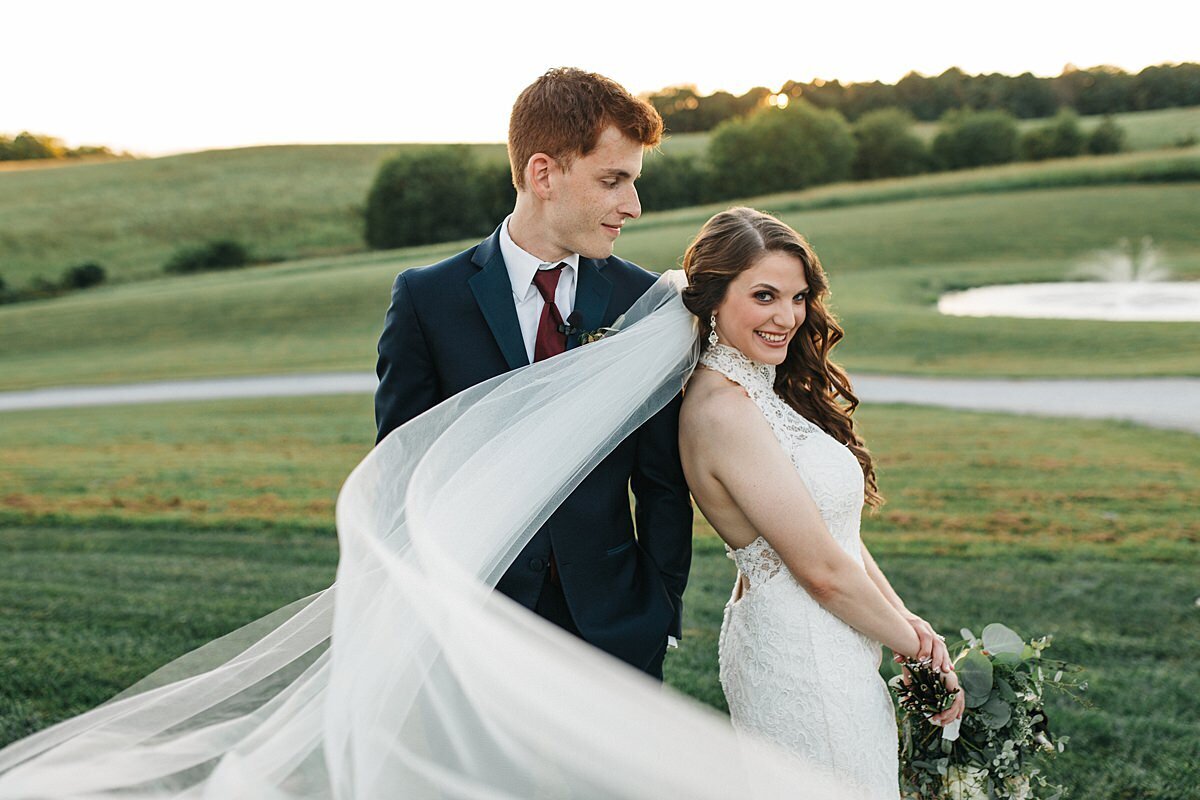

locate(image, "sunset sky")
[[6, 0, 1197, 156]]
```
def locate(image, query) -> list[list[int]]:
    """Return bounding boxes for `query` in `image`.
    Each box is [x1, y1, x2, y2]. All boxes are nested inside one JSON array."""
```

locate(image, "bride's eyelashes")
[[753, 290, 808, 303]]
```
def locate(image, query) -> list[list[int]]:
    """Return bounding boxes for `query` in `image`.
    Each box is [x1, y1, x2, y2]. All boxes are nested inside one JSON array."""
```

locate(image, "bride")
[[678, 208, 964, 798], [0, 209, 958, 799]]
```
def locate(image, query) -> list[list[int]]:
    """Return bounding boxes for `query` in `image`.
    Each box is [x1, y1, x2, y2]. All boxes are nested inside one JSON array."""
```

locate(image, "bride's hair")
[[681, 207, 883, 509]]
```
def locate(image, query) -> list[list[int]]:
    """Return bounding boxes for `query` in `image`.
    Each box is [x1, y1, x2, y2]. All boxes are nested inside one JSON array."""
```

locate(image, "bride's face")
[[712, 251, 809, 365]]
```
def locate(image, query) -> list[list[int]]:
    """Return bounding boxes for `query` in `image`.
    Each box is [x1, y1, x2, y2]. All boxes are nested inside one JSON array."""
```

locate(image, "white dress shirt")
[[499, 215, 579, 363]]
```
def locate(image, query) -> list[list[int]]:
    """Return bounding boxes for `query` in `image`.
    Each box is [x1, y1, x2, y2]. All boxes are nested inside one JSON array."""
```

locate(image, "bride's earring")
[[708, 314, 719, 347]]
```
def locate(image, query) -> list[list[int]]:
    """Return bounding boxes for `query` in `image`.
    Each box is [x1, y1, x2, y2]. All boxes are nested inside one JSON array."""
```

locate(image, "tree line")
[[364, 104, 1132, 249], [646, 63, 1200, 131], [0, 131, 126, 162]]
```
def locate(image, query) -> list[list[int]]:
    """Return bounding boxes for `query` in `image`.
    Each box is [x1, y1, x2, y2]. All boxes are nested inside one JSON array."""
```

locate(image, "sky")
[[5, 0, 1198, 156]]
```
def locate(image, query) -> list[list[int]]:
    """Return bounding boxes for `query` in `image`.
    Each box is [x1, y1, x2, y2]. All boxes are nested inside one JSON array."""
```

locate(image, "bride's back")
[[678, 365, 770, 553]]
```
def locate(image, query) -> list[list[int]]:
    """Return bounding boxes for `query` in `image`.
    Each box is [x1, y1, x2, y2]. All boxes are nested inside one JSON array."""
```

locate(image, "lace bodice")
[[702, 343, 899, 799]]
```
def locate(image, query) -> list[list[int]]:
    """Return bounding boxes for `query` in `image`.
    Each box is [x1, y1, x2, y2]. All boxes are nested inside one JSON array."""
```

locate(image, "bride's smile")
[[711, 250, 810, 365]]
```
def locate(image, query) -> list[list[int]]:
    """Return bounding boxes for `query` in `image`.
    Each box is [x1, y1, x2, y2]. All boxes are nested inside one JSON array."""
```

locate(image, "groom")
[[374, 68, 692, 679]]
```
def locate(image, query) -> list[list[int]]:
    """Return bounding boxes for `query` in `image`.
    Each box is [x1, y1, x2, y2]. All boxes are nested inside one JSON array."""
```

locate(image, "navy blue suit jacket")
[[374, 224, 692, 673]]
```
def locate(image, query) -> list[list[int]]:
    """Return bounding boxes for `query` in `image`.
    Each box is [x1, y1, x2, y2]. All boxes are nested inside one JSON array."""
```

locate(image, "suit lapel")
[[567, 258, 614, 351], [469, 229, 528, 371]]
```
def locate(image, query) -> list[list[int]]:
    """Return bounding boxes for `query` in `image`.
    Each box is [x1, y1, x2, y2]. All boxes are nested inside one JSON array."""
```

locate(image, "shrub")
[[164, 240, 251, 274], [61, 262, 107, 289], [636, 153, 715, 210], [474, 159, 517, 232], [932, 109, 1019, 169], [1086, 116, 1127, 155], [1020, 110, 1086, 161], [708, 100, 856, 198], [851, 108, 931, 180], [365, 146, 496, 249]]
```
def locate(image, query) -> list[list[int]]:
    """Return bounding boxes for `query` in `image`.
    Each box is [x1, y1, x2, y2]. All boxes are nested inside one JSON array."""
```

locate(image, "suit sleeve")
[[630, 391, 694, 640], [374, 272, 440, 445]]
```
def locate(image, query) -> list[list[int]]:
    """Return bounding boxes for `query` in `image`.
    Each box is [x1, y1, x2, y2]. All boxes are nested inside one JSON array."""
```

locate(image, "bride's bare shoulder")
[[680, 367, 756, 441]]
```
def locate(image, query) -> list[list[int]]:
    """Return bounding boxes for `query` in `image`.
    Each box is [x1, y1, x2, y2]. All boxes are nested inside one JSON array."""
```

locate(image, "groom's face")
[[545, 126, 644, 260]]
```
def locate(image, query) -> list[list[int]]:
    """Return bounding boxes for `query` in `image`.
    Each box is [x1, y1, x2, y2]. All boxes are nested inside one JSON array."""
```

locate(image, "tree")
[[1087, 116, 1127, 155], [1020, 110, 1085, 161], [636, 153, 715, 210], [9, 131, 63, 160], [62, 262, 107, 289], [932, 109, 1019, 170], [365, 147, 496, 249], [852, 108, 931, 179], [1005, 72, 1059, 118], [164, 240, 251, 274], [708, 101, 855, 198]]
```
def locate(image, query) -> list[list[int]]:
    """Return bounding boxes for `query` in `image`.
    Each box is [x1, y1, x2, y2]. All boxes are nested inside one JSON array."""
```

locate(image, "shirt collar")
[[499, 215, 580, 301]]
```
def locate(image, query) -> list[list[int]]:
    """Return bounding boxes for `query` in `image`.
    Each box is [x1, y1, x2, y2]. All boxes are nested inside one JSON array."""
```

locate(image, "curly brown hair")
[[681, 207, 883, 509], [507, 67, 663, 191]]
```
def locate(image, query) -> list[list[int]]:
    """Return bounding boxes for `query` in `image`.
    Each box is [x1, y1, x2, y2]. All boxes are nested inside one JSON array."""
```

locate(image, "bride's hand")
[[930, 669, 965, 727], [896, 612, 953, 673]]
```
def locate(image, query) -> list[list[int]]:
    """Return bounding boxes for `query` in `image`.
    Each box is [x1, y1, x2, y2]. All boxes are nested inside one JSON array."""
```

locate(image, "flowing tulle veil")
[[0, 271, 856, 798]]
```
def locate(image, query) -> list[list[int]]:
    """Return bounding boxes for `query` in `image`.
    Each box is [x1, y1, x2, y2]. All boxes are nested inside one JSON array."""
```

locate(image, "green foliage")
[[645, 84, 770, 133], [1087, 116, 1128, 155], [61, 262, 107, 289], [851, 107, 931, 179], [364, 146, 502, 249], [637, 153, 716, 210], [164, 240, 251, 274], [1021, 110, 1086, 161], [933, 109, 1019, 169], [0, 132, 64, 160], [708, 101, 855, 197], [473, 159, 517, 232]]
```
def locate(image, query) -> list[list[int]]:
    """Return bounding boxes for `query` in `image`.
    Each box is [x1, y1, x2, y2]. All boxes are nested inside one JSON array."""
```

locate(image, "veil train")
[[0, 271, 856, 799]]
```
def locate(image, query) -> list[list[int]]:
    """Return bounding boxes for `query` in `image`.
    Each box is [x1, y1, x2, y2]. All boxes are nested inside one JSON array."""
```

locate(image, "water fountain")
[[938, 238, 1200, 322]]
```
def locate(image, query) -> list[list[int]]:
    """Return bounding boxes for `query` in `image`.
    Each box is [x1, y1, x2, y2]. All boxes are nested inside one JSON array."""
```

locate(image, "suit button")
[[528, 558, 545, 572]]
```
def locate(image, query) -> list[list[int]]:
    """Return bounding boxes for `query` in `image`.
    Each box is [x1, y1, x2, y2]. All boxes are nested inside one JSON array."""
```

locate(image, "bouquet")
[[890, 623, 1085, 800]]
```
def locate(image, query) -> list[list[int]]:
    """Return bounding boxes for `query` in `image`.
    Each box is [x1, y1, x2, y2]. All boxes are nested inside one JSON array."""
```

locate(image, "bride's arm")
[[860, 543, 954, 673], [692, 389, 921, 659]]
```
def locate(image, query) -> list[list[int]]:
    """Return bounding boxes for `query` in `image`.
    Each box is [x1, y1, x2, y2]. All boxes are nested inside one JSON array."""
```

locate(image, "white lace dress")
[[702, 343, 900, 800]]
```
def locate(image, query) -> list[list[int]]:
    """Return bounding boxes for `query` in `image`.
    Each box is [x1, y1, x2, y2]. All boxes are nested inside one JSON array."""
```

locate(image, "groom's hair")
[[508, 67, 663, 191]]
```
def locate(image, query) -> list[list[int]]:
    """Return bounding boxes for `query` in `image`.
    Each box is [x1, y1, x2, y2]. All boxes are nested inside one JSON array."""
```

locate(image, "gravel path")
[[2, 372, 1198, 435]]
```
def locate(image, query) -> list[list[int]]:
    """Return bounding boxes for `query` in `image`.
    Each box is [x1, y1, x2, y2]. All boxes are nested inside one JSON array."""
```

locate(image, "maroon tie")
[[532, 264, 567, 362], [532, 264, 567, 585]]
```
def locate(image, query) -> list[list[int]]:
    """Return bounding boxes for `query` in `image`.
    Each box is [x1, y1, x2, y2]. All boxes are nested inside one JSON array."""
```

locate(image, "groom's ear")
[[526, 152, 557, 201]]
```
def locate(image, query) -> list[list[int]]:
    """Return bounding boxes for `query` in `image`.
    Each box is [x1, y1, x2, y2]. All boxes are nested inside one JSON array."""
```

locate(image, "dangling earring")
[[708, 314, 719, 347]]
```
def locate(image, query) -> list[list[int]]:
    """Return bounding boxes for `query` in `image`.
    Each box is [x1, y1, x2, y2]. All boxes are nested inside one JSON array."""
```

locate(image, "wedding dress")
[[701, 343, 901, 800], [0, 272, 860, 799]]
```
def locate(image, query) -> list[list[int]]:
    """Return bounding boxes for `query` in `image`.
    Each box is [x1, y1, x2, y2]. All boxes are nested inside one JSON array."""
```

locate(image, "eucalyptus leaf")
[[960, 627, 978, 646], [996, 677, 1018, 703], [959, 648, 994, 706], [982, 623, 1024, 655], [993, 651, 1022, 667], [979, 695, 1013, 729]]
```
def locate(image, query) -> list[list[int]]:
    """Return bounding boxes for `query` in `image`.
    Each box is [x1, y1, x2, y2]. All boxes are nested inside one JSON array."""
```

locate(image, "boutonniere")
[[577, 314, 626, 346]]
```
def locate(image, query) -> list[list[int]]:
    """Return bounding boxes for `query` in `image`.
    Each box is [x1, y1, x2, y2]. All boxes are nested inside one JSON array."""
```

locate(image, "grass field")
[[1, 397, 1196, 798], [3, 165, 1198, 390]]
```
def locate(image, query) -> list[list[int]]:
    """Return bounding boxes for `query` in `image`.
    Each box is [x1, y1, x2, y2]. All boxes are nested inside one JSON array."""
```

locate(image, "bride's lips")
[[754, 330, 790, 347]]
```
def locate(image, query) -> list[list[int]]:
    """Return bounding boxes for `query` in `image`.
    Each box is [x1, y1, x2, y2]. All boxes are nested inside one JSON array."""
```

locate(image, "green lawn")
[[1, 397, 1196, 797]]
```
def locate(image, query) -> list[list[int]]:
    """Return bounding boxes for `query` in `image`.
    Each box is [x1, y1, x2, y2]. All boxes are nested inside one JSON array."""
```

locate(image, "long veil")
[[0, 271, 856, 799]]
